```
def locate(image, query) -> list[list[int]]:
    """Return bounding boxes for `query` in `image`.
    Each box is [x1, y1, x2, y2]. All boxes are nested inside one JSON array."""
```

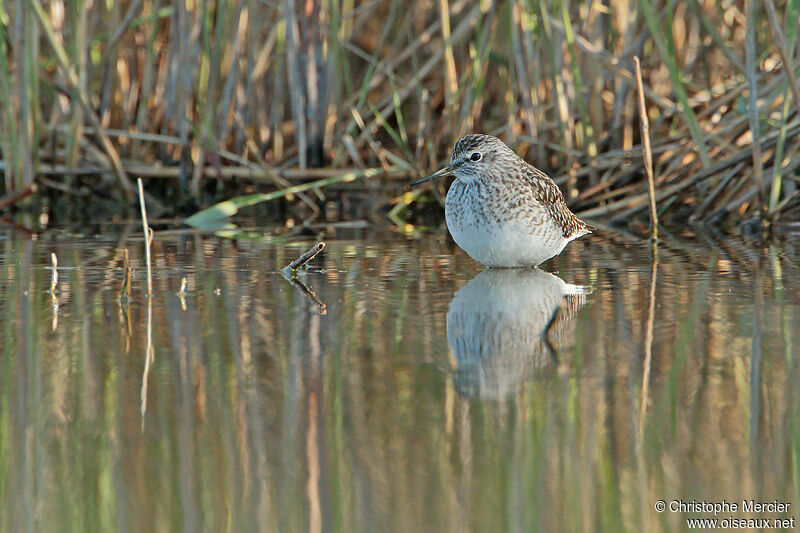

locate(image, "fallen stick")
[[281, 243, 328, 314], [285, 242, 325, 271]]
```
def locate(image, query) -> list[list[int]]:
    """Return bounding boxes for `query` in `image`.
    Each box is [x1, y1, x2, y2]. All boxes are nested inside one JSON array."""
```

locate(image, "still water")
[[0, 225, 797, 532]]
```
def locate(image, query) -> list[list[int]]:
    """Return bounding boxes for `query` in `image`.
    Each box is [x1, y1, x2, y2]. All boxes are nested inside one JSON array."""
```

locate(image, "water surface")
[[1, 226, 798, 532]]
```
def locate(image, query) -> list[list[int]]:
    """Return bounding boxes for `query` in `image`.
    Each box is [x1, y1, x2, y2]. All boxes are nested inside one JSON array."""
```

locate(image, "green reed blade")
[[185, 167, 397, 227]]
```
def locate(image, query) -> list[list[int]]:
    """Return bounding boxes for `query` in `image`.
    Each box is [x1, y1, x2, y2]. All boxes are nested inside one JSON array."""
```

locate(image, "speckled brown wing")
[[519, 165, 593, 239]]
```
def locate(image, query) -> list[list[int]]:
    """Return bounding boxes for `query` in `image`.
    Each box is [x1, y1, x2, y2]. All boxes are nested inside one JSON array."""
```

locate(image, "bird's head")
[[410, 134, 517, 187]]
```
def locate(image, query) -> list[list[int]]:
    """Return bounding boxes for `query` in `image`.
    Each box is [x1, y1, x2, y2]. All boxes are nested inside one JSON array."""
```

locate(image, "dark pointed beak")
[[410, 163, 458, 188]]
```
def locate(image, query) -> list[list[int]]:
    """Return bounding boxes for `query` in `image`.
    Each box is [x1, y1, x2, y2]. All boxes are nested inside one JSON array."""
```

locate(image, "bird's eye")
[[470, 152, 482, 161]]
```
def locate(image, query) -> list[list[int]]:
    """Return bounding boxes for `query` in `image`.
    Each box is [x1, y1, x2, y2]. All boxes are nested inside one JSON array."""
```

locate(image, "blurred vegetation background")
[[0, 0, 799, 229]]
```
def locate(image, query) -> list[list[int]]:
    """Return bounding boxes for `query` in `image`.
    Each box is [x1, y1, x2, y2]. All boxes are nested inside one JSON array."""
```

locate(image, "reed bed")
[[0, 0, 799, 231]]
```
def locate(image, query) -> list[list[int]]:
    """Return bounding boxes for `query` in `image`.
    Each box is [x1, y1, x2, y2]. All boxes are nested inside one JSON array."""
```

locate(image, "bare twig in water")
[[178, 277, 187, 311], [281, 242, 327, 314], [136, 180, 156, 430], [138, 179, 153, 295], [285, 242, 326, 271], [50, 253, 59, 331], [634, 57, 658, 241], [49, 252, 58, 294]]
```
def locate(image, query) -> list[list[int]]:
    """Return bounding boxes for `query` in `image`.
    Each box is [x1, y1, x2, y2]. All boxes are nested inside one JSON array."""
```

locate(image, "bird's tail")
[[577, 219, 594, 237]]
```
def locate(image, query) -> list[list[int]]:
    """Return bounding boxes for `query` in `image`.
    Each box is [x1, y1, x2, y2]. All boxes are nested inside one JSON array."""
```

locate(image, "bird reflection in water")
[[446, 268, 589, 399]]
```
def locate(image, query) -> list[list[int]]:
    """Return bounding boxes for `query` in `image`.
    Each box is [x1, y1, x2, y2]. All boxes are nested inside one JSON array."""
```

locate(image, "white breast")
[[445, 181, 568, 267]]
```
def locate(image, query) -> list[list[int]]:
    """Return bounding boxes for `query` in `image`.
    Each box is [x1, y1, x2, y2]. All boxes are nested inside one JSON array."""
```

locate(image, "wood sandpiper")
[[411, 134, 593, 267]]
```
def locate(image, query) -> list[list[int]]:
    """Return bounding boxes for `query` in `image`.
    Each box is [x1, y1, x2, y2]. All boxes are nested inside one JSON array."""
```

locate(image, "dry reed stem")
[[634, 57, 658, 240], [137, 178, 152, 295], [437, 0, 458, 113]]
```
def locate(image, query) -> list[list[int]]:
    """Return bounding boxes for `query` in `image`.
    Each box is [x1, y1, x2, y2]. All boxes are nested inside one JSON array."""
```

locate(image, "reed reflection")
[[447, 268, 588, 399]]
